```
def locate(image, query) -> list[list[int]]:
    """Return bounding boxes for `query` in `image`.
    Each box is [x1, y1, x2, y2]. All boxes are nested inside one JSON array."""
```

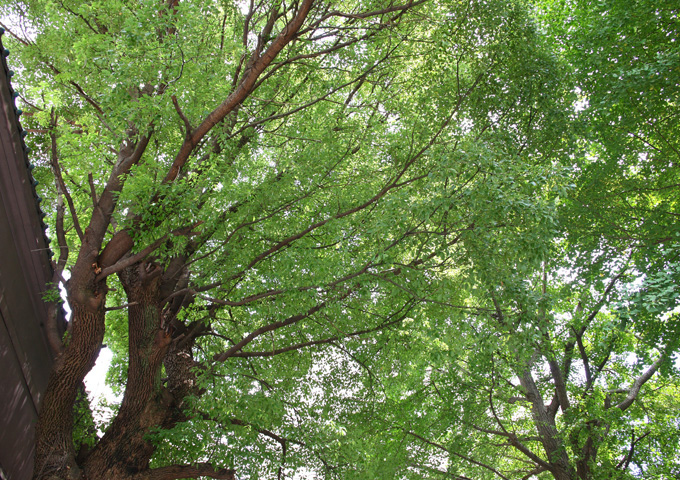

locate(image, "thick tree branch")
[[518, 367, 573, 479], [96, 221, 200, 281], [132, 463, 235, 480], [547, 357, 571, 413], [573, 328, 592, 386], [614, 354, 666, 411], [241, 0, 255, 46], [87, 172, 99, 210], [95, 237, 165, 281], [94, 132, 154, 269], [163, 0, 315, 184]]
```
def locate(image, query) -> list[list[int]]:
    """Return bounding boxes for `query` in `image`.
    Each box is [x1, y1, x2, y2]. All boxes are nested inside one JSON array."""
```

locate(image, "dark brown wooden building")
[[0, 30, 62, 480]]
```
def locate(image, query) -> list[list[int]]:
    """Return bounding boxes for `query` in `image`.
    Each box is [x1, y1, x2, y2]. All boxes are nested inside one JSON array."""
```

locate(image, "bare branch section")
[[43, 59, 106, 116], [406, 430, 511, 480], [521, 466, 548, 480], [215, 294, 337, 362], [171, 94, 192, 137], [87, 172, 98, 210], [47, 125, 68, 355], [616, 431, 650, 470], [336, 0, 428, 19], [0, 21, 33, 45], [227, 417, 298, 479], [252, 1, 416, 92]]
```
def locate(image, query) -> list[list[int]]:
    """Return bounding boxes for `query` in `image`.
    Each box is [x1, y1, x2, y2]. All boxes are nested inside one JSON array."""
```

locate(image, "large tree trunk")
[[83, 262, 173, 479], [519, 368, 576, 480], [33, 256, 216, 480], [33, 283, 107, 480]]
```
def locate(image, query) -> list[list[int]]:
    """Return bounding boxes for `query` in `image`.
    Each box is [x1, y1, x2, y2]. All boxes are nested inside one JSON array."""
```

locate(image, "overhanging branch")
[[614, 354, 667, 411], [131, 463, 235, 480], [229, 300, 415, 358]]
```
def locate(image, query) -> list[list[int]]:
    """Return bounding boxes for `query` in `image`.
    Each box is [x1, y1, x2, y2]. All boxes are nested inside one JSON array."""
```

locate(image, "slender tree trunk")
[[519, 369, 576, 480]]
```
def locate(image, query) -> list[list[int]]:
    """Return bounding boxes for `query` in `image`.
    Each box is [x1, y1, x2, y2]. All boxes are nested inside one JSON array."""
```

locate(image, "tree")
[[1, 0, 572, 478], [341, 1, 680, 479], [5, 0, 676, 478]]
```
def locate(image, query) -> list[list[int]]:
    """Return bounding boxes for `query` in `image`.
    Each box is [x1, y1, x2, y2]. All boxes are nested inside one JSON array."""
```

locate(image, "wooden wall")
[[0, 31, 63, 480]]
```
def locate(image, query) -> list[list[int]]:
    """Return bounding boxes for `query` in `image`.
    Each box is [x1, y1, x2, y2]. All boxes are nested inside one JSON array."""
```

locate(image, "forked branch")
[[163, 0, 315, 184]]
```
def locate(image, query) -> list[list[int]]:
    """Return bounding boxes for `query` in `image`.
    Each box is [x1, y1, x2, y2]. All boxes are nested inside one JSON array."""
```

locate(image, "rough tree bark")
[[82, 262, 172, 479]]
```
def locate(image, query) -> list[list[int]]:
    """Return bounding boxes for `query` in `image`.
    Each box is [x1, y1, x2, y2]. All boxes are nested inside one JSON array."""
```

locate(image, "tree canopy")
[[1, 0, 678, 479]]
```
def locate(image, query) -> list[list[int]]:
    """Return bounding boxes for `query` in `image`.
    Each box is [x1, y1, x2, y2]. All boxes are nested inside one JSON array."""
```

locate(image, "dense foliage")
[[1, 0, 678, 478]]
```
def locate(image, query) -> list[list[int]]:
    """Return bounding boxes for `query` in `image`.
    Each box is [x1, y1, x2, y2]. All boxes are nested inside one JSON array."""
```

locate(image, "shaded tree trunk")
[[519, 369, 576, 480], [34, 283, 107, 480], [33, 260, 194, 480], [82, 262, 173, 479]]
